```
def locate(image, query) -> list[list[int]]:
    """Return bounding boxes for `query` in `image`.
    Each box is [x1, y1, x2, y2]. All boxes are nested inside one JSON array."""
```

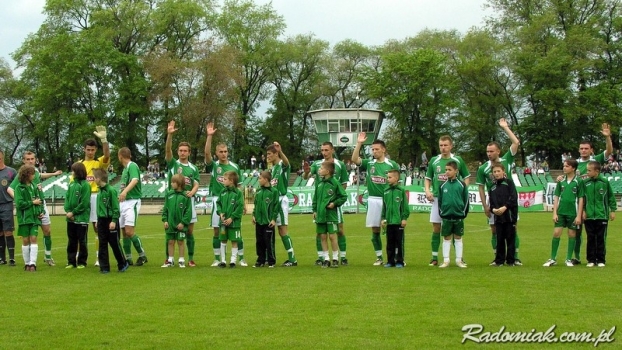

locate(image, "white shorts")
[[190, 197, 197, 224], [366, 196, 382, 228], [89, 194, 98, 223], [210, 197, 219, 228], [276, 195, 289, 226], [429, 197, 441, 224], [38, 199, 51, 226], [120, 199, 141, 228]]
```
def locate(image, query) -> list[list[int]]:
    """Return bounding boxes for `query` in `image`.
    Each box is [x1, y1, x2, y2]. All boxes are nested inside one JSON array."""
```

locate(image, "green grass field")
[[2, 212, 621, 349]]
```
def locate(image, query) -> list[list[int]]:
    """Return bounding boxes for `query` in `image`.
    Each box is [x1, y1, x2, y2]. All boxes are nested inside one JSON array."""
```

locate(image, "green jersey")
[[309, 159, 349, 185], [166, 158, 200, 192], [162, 190, 192, 233], [64, 180, 91, 223], [206, 160, 242, 196], [425, 154, 470, 197], [253, 185, 280, 225], [476, 150, 516, 191], [577, 152, 606, 179], [554, 175, 584, 217], [313, 176, 347, 224], [270, 160, 290, 196], [381, 184, 410, 225], [14, 182, 43, 226], [359, 158, 400, 197], [438, 178, 470, 219], [10, 169, 43, 194], [120, 161, 141, 199], [216, 186, 244, 229], [96, 184, 120, 220]]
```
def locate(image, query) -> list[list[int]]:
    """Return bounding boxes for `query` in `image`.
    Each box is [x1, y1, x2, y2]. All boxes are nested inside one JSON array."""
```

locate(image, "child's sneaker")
[[565, 260, 574, 267], [429, 259, 438, 266], [321, 260, 330, 268], [456, 260, 467, 268], [161, 260, 173, 268], [597, 263, 605, 267], [211, 260, 220, 267], [439, 261, 450, 268], [44, 258, 56, 266], [373, 258, 384, 266], [331, 260, 339, 268], [188, 260, 196, 267], [253, 262, 264, 268], [586, 262, 595, 267], [178, 261, 186, 268], [239, 259, 248, 267]]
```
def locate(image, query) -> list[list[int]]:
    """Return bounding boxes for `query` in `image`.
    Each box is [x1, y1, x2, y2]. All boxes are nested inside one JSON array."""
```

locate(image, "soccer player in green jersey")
[[351, 132, 400, 265], [204, 122, 246, 266], [583, 161, 616, 267], [161, 173, 192, 268], [266, 142, 298, 266], [8, 151, 62, 266], [543, 159, 584, 267], [476, 118, 521, 265], [557, 123, 612, 265], [166, 121, 200, 266], [304, 142, 350, 265], [424, 136, 470, 266], [118, 147, 147, 266], [381, 170, 409, 268], [14, 165, 43, 271]]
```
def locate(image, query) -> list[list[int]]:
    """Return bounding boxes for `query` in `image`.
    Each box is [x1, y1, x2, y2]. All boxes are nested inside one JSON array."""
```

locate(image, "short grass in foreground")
[[2, 212, 620, 349]]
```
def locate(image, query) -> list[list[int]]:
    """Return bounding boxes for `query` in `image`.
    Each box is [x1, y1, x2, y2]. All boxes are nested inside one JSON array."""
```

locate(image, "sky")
[[0, 0, 492, 70]]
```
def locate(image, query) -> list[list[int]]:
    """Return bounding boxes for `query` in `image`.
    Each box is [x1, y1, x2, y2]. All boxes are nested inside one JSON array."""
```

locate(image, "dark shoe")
[[340, 258, 348, 266], [119, 261, 130, 272], [135, 256, 148, 266], [429, 259, 438, 266], [282, 260, 298, 267], [9, 259, 16, 267], [127, 259, 134, 266], [314, 259, 323, 266], [0, 260, 7, 265], [253, 262, 265, 268], [331, 260, 339, 268], [571, 258, 581, 265], [218, 262, 226, 268], [229, 262, 236, 268], [321, 260, 330, 268], [100, 270, 110, 274]]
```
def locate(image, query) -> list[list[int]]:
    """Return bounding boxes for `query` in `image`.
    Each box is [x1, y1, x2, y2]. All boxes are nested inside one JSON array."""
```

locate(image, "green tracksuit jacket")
[[96, 184, 120, 220], [381, 184, 410, 225], [583, 175, 617, 220], [253, 185, 280, 225], [162, 190, 192, 233], [312, 176, 347, 224], [438, 178, 470, 220], [216, 186, 244, 229], [14, 183, 43, 226], [64, 179, 91, 223]]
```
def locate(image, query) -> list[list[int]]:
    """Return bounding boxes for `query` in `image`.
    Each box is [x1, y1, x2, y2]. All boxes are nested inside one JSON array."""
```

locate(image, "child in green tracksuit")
[[94, 169, 127, 273], [161, 173, 192, 268], [216, 170, 244, 268], [381, 169, 410, 268], [312, 162, 347, 268], [583, 161, 616, 267], [437, 161, 469, 268], [14, 165, 43, 271], [64, 162, 91, 268], [252, 171, 280, 267]]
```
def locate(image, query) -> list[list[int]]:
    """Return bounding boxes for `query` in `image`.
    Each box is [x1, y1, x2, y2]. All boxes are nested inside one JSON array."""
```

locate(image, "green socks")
[[238, 238, 244, 260], [186, 234, 195, 260], [44, 235, 52, 259], [213, 236, 221, 260], [566, 237, 576, 261], [281, 235, 295, 262], [491, 234, 497, 252], [431, 233, 440, 260], [316, 236, 322, 258], [123, 237, 132, 257], [131, 235, 144, 254], [371, 233, 382, 258], [515, 233, 520, 259], [338, 235, 346, 259], [551, 237, 560, 260]]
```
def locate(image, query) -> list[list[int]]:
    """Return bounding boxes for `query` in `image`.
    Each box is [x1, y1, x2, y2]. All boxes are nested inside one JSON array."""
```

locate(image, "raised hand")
[[206, 122, 217, 136], [498, 118, 508, 129], [167, 120, 178, 134], [93, 125, 108, 143], [602, 123, 611, 137], [357, 132, 367, 144]]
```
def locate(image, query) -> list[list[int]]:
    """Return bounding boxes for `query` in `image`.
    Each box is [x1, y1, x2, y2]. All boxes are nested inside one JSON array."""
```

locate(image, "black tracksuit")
[[488, 177, 518, 265]]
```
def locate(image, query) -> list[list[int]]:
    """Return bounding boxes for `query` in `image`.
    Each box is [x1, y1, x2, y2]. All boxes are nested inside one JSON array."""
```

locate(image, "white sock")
[[178, 257, 185, 263], [231, 248, 238, 264], [339, 251, 346, 258], [168, 256, 173, 262], [375, 250, 383, 258], [29, 244, 38, 266], [317, 251, 323, 259], [442, 240, 451, 262], [455, 239, 463, 262], [22, 245, 30, 265], [323, 251, 329, 261], [332, 251, 338, 261], [220, 243, 226, 263]]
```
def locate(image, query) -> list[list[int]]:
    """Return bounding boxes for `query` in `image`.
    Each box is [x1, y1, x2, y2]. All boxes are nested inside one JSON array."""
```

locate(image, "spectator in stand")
[[251, 155, 257, 169], [400, 163, 407, 174], [524, 167, 532, 175], [542, 160, 549, 172]]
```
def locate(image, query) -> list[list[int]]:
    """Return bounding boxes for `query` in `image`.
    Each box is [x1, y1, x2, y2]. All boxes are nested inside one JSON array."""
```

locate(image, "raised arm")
[[351, 132, 367, 166], [499, 118, 520, 155], [273, 142, 289, 167], [602, 123, 613, 158], [165, 120, 177, 162], [93, 125, 110, 164], [204, 122, 216, 164]]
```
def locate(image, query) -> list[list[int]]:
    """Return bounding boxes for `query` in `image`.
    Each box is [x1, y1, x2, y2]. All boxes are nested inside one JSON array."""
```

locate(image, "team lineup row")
[[0, 120, 615, 271]]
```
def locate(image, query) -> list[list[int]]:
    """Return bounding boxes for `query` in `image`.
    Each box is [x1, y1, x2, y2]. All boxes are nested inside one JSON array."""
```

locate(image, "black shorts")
[[0, 203, 15, 232]]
